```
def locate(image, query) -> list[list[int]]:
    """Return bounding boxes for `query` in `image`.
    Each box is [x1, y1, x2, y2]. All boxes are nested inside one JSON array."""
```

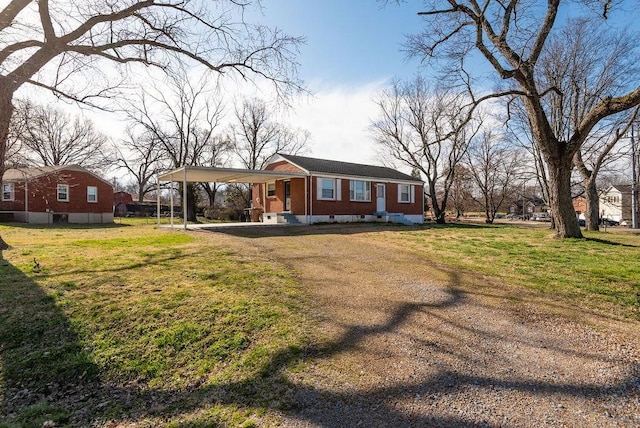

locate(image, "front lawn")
[[0, 222, 309, 427]]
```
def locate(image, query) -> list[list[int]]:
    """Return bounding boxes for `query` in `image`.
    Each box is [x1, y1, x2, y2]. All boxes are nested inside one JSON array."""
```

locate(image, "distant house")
[[252, 154, 424, 224], [599, 185, 633, 223], [509, 196, 547, 219], [113, 191, 165, 217], [1, 165, 113, 224]]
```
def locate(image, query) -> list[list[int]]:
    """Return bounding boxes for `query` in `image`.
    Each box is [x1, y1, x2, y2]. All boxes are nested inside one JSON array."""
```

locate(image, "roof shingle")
[[276, 154, 421, 182]]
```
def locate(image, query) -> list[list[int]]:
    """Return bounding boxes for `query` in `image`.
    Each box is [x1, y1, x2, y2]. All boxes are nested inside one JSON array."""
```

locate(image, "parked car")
[[531, 212, 551, 222], [506, 213, 523, 220], [601, 218, 619, 226]]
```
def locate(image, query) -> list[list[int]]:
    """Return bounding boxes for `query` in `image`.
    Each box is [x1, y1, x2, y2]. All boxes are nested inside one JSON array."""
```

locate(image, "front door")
[[284, 180, 291, 211], [376, 184, 386, 212]]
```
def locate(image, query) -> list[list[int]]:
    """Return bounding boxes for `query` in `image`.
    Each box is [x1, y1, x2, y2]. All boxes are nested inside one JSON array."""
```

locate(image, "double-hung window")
[[2, 183, 14, 201], [57, 184, 70, 202], [267, 182, 276, 197], [398, 184, 414, 203], [318, 178, 336, 200], [87, 186, 98, 203], [350, 180, 370, 202]]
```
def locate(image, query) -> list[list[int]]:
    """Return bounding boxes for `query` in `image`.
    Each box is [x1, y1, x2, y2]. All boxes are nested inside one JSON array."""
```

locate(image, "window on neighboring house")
[[87, 186, 98, 203], [2, 183, 14, 201], [398, 184, 414, 203], [267, 182, 276, 197], [57, 184, 69, 202], [350, 180, 370, 201], [318, 178, 336, 200]]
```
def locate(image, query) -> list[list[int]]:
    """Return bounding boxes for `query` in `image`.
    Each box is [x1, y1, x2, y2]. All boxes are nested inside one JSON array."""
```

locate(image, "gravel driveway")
[[210, 224, 640, 427]]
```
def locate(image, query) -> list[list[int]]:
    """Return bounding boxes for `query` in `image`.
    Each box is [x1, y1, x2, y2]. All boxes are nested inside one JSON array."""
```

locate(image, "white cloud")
[[283, 79, 389, 165]]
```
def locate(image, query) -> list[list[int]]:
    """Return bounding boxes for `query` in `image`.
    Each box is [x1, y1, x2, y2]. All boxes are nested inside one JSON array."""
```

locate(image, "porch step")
[[279, 213, 300, 224], [374, 212, 415, 225]]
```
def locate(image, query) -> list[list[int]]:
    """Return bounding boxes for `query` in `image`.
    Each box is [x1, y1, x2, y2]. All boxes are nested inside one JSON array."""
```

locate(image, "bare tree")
[[0, 0, 304, 182], [535, 19, 640, 230], [200, 134, 233, 209], [371, 76, 479, 224], [4, 99, 30, 167], [448, 164, 474, 218], [124, 70, 228, 221], [116, 128, 166, 202], [12, 101, 113, 172], [407, 1, 640, 238], [230, 97, 311, 170], [465, 130, 523, 223]]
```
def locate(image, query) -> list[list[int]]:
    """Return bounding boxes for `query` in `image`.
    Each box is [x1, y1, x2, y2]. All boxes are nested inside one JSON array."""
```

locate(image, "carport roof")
[[158, 166, 307, 184]]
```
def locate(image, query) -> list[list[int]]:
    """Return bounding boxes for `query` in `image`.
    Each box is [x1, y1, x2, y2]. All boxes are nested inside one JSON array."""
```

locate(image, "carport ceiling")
[[158, 166, 308, 184]]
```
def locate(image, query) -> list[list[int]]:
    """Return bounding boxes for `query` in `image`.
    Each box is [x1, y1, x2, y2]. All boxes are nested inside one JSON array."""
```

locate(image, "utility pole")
[[632, 124, 638, 229]]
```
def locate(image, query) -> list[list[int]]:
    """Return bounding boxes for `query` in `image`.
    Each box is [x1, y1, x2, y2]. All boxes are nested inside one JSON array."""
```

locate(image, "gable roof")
[[607, 184, 632, 193], [2, 165, 112, 186], [272, 153, 422, 183]]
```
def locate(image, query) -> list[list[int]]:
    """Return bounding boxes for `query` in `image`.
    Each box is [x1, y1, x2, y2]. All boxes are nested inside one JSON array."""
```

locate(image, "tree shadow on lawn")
[[0, 222, 131, 231], [201, 221, 489, 240], [585, 236, 640, 248], [1, 262, 639, 427]]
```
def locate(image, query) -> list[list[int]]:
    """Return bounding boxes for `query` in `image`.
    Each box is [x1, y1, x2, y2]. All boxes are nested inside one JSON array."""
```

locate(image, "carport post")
[[170, 180, 174, 228], [183, 167, 188, 230], [156, 175, 160, 228]]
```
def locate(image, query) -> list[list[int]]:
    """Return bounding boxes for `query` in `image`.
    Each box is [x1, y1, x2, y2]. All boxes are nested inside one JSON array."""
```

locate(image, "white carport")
[[157, 166, 308, 229]]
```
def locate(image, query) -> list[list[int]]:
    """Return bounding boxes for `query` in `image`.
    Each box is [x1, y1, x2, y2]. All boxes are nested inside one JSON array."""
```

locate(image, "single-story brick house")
[[1, 165, 114, 223], [252, 154, 424, 224], [158, 154, 424, 226]]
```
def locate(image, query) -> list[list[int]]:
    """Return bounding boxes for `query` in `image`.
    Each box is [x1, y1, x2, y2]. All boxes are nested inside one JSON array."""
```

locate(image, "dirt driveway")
[[207, 224, 640, 427]]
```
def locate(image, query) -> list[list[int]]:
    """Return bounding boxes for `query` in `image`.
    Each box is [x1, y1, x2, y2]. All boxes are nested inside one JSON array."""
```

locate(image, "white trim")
[[266, 181, 276, 197], [2, 182, 14, 201], [398, 184, 415, 204], [317, 177, 337, 200], [57, 184, 70, 202], [336, 178, 342, 201], [87, 186, 98, 203], [349, 179, 371, 202]]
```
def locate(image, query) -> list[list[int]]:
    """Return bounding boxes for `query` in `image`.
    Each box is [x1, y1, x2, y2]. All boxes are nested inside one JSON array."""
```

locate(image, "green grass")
[[0, 221, 309, 426], [392, 223, 640, 318], [1, 220, 639, 426]]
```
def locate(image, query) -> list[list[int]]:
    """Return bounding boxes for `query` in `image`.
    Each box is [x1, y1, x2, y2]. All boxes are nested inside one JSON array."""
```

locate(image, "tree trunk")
[[186, 183, 198, 222], [0, 84, 14, 251], [485, 207, 494, 224], [430, 193, 446, 224], [547, 158, 583, 238], [584, 178, 600, 231]]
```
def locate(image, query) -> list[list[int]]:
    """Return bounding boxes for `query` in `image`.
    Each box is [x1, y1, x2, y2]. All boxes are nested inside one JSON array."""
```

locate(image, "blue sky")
[[254, 0, 425, 86], [242, 1, 429, 165], [242, 1, 640, 166]]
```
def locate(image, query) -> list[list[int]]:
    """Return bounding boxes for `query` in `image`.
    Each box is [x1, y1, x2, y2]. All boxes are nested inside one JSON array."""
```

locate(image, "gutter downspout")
[[309, 175, 313, 224], [24, 172, 28, 223], [304, 175, 308, 224]]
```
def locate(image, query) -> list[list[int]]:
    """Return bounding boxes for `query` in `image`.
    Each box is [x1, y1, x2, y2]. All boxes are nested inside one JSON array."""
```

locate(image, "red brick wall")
[[0, 170, 113, 214], [253, 178, 306, 214], [309, 177, 422, 215], [264, 161, 305, 173], [251, 168, 423, 217]]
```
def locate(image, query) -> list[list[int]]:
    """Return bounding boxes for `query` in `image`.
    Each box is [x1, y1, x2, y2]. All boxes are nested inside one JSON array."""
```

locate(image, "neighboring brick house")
[[1, 165, 114, 224], [573, 196, 587, 218], [599, 184, 633, 223], [252, 154, 424, 224]]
